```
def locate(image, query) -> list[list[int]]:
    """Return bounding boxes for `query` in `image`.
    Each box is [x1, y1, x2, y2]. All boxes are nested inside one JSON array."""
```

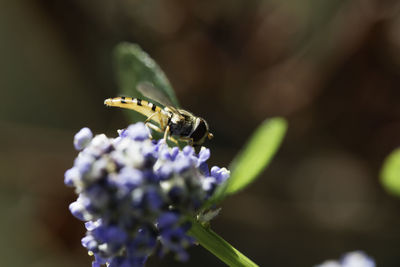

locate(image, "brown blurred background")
[[2, 0, 400, 266]]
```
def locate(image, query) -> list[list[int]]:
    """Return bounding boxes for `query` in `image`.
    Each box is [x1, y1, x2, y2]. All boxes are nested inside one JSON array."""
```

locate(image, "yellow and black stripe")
[[104, 97, 164, 124]]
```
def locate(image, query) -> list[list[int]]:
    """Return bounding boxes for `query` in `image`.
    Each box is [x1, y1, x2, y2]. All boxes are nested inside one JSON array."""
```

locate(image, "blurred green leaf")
[[208, 118, 287, 205], [226, 117, 287, 194], [380, 148, 400, 196], [113, 42, 179, 123]]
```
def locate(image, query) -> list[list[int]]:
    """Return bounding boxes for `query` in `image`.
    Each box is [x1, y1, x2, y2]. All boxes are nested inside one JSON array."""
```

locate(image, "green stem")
[[188, 220, 259, 267]]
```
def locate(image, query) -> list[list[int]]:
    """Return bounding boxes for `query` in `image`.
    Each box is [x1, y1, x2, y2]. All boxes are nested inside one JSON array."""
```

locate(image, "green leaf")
[[380, 148, 400, 196], [208, 118, 287, 205], [113, 42, 179, 123], [188, 220, 259, 267]]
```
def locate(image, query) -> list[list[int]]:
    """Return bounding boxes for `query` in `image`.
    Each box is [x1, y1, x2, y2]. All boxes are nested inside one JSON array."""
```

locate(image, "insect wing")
[[137, 81, 175, 107]]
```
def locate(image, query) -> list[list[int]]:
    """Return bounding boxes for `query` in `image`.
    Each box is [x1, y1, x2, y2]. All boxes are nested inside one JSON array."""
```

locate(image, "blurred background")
[[2, 0, 400, 266]]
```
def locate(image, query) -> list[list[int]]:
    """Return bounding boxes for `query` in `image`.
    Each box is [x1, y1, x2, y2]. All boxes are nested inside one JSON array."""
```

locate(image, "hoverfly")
[[104, 82, 213, 146]]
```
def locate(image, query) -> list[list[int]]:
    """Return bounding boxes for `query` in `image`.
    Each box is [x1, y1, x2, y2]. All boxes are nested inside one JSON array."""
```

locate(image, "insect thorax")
[[167, 109, 197, 137]]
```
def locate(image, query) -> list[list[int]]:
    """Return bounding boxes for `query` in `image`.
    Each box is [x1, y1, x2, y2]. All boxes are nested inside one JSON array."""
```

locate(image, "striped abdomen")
[[104, 97, 165, 125]]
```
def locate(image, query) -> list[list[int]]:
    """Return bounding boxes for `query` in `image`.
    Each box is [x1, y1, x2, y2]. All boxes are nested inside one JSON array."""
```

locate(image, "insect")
[[104, 82, 213, 146]]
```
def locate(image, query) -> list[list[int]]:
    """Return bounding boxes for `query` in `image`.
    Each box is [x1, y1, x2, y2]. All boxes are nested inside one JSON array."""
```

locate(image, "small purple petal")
[[173, 157, 191, 173], [92, 225, 128, 245], [123, 123, 151, 141], [145, 188, 163, 211], [199, 162, 210, 176], [170, 147, 179, 160], [197, 147, 210, 165], [160, 146, 180, 161], [74, 154, 94, 175], [64, 167, 80, 186], [211, 166, 230, 184], [69, 200, 90, 221], [182, 146, 194, 156], [93, 253, 107, 267], [202, 177, 216, 192], [315, 251, 375, 267], [74, 127, 93, 150], [82, 235, 98, 251], [116, 167, 144, 190], [155, 164, 174, 180], [85, 220, 101, 231], [88, 134, 112, 156], [341, 251, 375, 267], [157, 212, 179, 230]]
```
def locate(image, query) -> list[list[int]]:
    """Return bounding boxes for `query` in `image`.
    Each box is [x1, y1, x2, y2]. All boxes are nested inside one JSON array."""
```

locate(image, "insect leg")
[[147, 123, 178, 145], [168, 136, 179, 145], [143, 111, 164, 138], [145, 111, 160, 124], [146, 122, 164, 134], [145, 111, 166, 131], [145, 122, 164, 140], [177, 136, 194, 146], [163, 125, 170, 142]]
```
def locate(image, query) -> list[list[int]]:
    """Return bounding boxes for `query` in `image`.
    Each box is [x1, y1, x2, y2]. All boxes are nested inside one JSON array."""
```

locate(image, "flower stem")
[[188, 220, 259, 267]]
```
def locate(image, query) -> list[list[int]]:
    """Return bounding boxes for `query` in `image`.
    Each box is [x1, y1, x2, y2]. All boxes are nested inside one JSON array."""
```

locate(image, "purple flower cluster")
[[315, 251, 375, 267], [65, 123, 229, 267]]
